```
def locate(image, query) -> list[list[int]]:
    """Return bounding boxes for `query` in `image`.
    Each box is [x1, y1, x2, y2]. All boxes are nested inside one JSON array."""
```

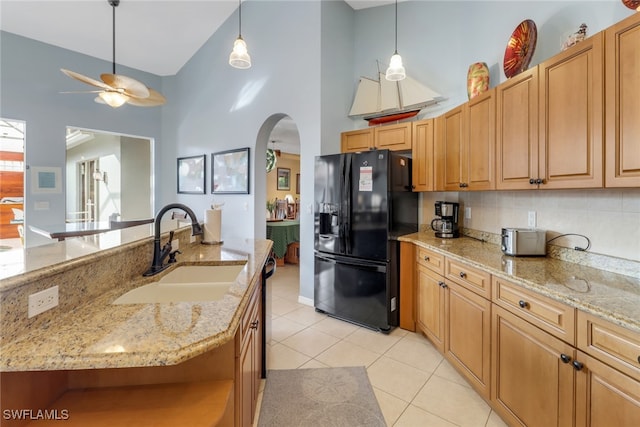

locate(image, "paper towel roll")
[[203, 209, 222, 244]]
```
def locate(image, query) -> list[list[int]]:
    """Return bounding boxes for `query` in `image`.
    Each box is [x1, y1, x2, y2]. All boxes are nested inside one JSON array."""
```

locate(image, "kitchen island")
[[0, 226, 272, 426]]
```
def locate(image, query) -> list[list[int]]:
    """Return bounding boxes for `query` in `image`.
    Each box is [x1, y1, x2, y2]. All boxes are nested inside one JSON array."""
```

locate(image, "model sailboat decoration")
[[349, 69, 445, 126]]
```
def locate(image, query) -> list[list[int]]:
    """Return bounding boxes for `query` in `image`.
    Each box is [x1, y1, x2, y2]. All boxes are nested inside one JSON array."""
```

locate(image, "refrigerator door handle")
[[344, 155, 352, 254], [315, 253, 386, 271]]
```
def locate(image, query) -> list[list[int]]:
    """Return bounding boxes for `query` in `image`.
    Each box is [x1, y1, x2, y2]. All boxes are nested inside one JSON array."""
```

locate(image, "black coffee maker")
[[431, 201, 460, 238]]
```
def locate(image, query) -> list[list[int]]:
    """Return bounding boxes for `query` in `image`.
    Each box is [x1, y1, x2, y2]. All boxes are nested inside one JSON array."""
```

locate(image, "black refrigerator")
[[314, 150, 418, 332]]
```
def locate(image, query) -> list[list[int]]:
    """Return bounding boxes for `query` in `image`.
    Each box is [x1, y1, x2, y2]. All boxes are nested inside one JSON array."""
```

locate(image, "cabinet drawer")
[[416, 246, 444, 274], [492, 277, 575, 344], [445, 258, 491, 299], [577, 310, 640, 381]]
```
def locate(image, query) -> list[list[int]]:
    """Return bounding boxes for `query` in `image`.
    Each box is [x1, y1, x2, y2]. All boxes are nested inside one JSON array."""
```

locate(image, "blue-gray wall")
[[0, 1, 633, 299]]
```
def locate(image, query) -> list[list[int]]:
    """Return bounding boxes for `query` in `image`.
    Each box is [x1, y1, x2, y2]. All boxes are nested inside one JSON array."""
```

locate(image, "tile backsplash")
[[419, 188, 640, 276]]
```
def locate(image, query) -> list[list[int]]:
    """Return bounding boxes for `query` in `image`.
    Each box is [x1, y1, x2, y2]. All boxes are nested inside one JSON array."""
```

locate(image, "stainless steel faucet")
[[143, 203, 203, 276]]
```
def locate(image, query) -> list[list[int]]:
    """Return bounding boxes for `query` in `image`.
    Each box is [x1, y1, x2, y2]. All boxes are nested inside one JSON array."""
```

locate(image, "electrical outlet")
[[465, 207, 472, 220], [171, 239, 180, 250], [528, 211, 537, 228], [28, 286, 59, 318]]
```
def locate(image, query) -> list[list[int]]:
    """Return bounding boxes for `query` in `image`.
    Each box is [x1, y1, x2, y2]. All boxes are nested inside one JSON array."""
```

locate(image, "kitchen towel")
[[203, 209, 222, 243]]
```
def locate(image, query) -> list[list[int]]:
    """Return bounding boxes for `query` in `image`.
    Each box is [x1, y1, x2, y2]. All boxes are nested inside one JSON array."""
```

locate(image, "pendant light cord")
[[109, 0, 120, 74], [394, 0, 398, 54], [238, 0, 242, 38]]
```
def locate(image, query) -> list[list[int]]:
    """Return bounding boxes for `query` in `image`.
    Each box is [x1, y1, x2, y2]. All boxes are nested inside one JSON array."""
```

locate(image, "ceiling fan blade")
[[60, 90, 104, 94], [126, 88, 166, 107], [61, 68, 112, 90], [100, 73, 150, 98]]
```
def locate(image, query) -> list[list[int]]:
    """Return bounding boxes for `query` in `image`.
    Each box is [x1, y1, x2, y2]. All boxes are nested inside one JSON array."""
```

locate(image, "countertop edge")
[[399, 234, 640, 335]]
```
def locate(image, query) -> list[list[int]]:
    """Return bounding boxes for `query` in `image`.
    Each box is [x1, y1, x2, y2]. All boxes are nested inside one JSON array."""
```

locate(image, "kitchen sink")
[[113, 264, 246, 304]]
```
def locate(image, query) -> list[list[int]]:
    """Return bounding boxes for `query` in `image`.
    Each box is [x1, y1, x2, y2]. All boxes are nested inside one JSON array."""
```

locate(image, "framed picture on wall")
[[212, 147, 250, 194], [177, 155, 206, 194], [296, 173, 300, 194], [277, 167, 290, 191]]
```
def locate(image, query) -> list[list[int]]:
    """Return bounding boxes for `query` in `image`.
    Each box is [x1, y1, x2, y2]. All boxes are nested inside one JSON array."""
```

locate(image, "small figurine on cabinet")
[[561, 23, 587, 51]]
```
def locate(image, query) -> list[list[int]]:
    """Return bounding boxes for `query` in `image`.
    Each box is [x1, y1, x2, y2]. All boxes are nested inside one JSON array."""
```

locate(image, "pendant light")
[[229, 0, 251, 69], [385, 0, 406, 81]]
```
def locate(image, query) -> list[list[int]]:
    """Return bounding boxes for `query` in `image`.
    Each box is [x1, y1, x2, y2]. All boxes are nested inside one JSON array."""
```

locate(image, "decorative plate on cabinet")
[[467, 62, 490, 99], [503, 19, 537, 78], [621, 0, 640, 11]]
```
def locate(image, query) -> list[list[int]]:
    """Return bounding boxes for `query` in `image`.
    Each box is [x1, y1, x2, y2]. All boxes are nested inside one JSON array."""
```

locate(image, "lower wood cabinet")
[[236, 282, 263, 427], [445, 280, 491, 399], [410, 243, 640, 427], [416, 264, 446, 352], [575, 351, 640, 426], [491, 305, 576, 427]]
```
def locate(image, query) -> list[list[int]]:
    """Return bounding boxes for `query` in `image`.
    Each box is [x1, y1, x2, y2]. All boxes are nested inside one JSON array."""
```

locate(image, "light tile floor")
[[255, 264, 509, 427]]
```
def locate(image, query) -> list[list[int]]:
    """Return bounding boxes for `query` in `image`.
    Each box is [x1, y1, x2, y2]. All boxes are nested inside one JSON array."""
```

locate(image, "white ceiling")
[[0, 0, 392, 77]]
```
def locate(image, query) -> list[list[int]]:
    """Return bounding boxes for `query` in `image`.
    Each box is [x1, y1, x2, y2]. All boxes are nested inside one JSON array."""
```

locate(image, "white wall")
[[0, 31, 162, 246]]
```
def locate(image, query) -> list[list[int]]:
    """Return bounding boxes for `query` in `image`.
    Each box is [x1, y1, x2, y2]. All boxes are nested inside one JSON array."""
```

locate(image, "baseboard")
[[297, 295, 313, 306]]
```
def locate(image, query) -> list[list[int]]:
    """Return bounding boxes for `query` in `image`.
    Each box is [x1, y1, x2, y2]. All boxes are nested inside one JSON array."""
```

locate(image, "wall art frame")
[[212, 147, 250, 194], [177, 155, 206, 194], [277, 167, 290, 191]]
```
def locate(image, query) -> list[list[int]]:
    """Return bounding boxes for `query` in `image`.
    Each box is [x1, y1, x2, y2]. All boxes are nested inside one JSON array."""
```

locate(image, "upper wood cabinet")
[[411, 118, 435, 191], [605, 13, 640, 187], [496, 33, 604, 190], [496, 67, 539, 190], [341, 122, 412, 153], [538, 32, 604, 189], [436, 89, 495, 191], [341, 128, 373, 152]]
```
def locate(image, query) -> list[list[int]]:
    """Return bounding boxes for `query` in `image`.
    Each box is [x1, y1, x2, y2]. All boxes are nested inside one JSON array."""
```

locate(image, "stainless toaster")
[[501, 228, 546, 256]]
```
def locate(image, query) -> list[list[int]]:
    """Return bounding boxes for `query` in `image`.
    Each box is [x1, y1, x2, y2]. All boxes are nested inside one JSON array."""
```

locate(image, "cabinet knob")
[[412, 185, 416, 189], [250, 320, 259, 329], [572, 360, 584, 371], [424, 256, 430, 261], [438, 281, 446, 288], [560, 353, 572, 364], [536, 178, 544, 185], [529, 179, 535, 185], [459, 271, 467, 279], [518, 300, 529, 309]]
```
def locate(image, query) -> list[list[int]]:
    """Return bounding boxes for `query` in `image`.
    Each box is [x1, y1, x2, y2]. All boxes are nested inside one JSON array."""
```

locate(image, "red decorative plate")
[[503, 19, 537, 78]]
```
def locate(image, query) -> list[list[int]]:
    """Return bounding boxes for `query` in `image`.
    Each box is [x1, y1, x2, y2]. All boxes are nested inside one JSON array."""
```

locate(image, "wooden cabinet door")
[[539, 32, 604, 189], [436, 105, 465, 191], [492, 306, 575, 427], [341, 128, 373, 152], [496, 67, 539, 190], [416, 264, 446, 352], [575, 351, 640, 427], [605, 13, 640, 187], [375, 121, 412, 151], [236, 285, 262, 427], [466, 89, 496, 190], [445, 281, 491, 399], [411, 119, 435, 191]]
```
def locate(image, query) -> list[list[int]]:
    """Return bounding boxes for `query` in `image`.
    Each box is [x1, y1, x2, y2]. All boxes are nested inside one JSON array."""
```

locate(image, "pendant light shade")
[[385, 0, 406, 81], [229, 0, 251, 69]]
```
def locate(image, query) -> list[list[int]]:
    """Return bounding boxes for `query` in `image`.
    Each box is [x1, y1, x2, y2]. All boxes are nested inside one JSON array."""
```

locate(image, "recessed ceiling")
[[0, 0, 392, 76]]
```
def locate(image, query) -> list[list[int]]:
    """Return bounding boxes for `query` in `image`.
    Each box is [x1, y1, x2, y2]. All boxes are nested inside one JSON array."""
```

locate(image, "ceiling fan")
[[60, 0, 165, 108]]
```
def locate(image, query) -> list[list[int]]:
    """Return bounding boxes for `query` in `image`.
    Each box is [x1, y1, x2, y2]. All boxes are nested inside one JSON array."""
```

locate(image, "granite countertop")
[[0, 238, 272, 372], [399, 232, 640, 334]]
